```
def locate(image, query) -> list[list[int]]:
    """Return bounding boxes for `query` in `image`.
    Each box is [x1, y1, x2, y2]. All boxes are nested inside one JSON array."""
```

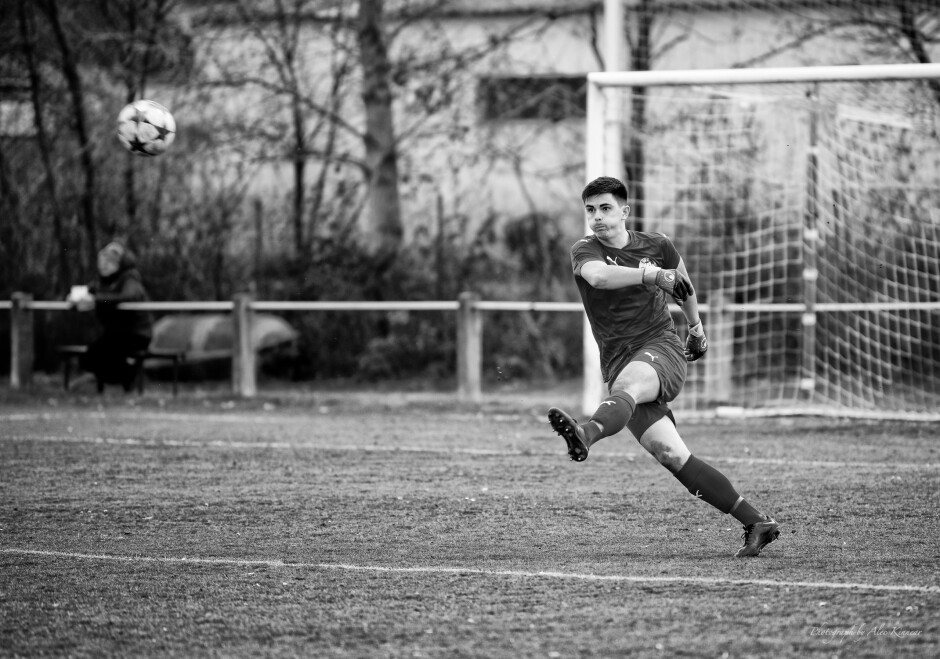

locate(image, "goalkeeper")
[[548, 176, 779, 558]]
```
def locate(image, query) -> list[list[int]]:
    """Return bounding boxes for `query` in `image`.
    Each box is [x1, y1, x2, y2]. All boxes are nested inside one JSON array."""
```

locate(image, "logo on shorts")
[[599, 400, 616, 407], [644, 351, 659, 362]]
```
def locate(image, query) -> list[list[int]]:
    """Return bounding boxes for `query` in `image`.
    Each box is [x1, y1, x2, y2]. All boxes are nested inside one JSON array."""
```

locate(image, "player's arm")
[[676, 258, 708, 362], [578, 260, 643, 288], [579, 260, 693, 300]]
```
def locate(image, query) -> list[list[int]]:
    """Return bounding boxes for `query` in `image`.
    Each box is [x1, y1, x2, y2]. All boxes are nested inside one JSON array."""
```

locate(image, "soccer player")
[[548, 176, 779, 558]]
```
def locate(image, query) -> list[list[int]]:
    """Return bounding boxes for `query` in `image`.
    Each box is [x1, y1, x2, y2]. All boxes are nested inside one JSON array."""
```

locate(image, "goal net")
[[584, 64, 940, 419]]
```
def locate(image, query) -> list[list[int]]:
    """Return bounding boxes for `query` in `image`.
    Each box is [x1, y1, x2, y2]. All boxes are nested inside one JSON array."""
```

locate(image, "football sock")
[[584, 391, 636, 445], [727, 497, 766, 527], [674, 455, 764, 525]]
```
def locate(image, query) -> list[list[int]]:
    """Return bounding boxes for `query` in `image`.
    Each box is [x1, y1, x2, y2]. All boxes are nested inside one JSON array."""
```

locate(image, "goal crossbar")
[[588, 62, 940, 88]]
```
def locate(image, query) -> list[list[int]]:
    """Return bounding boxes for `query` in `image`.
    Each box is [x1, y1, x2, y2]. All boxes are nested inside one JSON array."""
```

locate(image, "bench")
[[57, 344, 186, 396]]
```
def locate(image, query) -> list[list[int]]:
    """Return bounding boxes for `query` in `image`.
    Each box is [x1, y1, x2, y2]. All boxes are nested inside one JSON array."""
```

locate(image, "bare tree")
[[627, 0, 653, 230], [16, 0, 70, 285], [738, 0, 940, 105], [92, 0, 185, 236], [39, 0, 98, 266], [357, 0, 403, 265], [198, 0, 361, 262], [622, 0, 691, 230]]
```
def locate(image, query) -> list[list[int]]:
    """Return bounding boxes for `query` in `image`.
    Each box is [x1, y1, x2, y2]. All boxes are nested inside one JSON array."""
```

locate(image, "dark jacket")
[[89, 248, 153, 340]]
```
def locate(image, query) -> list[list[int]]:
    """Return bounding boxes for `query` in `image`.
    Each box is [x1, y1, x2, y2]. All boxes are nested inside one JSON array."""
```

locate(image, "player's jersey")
[[570, 232, 681, 381]]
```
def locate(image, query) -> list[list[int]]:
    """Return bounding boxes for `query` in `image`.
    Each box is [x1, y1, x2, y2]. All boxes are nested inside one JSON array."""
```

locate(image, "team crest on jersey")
[[639, 257, 657, 269]]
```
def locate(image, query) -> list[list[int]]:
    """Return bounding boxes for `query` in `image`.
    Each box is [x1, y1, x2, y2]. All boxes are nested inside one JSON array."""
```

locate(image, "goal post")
[[583, 63, 940, 419]]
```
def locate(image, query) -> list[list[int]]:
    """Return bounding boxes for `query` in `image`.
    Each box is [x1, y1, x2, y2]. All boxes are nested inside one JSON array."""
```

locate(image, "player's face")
[[584, 193, 629, 243]]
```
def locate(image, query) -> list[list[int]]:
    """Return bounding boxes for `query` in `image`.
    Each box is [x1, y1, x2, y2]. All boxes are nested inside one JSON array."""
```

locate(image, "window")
[[477, 75, 587, 122], [0, 99, 35, 138]]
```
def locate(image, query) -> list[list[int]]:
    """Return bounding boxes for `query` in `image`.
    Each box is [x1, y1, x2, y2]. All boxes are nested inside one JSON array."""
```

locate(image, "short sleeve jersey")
[[570, 231, 681, 381]]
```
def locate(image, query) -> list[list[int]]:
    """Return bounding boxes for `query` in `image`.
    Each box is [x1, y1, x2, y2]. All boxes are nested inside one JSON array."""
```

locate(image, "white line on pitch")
[[3, 548, 937, 594], [1, 412, 529, 424], [2, 433, 938, 470]]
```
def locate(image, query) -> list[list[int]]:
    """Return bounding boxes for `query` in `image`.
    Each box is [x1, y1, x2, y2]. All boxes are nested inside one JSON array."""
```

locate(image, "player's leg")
[[548, 338, 677, 461], [548, 359, 657, 461], [548, 362, 659, 462], [585, 359, 658, 441], [634, 413, 780, 558], [627, 336, 779, 557]]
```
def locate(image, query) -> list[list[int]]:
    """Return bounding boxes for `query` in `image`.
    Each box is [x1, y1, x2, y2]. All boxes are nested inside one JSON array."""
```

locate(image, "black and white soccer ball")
[[116, 99, 176, 156]]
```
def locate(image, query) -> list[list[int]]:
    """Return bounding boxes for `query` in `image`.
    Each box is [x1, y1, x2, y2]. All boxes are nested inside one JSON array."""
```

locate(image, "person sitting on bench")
[[69, 241, 153, 392]]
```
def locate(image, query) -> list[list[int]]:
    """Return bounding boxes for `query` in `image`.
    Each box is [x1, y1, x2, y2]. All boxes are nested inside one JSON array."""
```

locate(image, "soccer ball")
[[116, 99, 176, 156]]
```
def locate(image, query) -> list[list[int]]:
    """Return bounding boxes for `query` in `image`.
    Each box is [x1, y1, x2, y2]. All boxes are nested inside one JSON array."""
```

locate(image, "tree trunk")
[[42, 0, 98, 264], [356, 0, 402, 264], [19, 0, 71, 286], [292, 101, 306, 256]]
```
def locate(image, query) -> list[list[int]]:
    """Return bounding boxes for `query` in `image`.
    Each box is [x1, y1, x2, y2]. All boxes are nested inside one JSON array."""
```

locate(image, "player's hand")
[[685, 322, 707, 362], [643, 267, 694, 301]]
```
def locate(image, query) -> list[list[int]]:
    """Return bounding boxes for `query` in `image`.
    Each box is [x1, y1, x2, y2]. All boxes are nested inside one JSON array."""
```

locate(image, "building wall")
[[185, 3, 935, 251]]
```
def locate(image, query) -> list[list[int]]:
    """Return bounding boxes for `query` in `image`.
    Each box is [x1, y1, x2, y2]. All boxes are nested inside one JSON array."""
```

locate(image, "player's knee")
[[656, 448, 686, 473], [641, 439, 686, 473], [613, 373, 659, 404]]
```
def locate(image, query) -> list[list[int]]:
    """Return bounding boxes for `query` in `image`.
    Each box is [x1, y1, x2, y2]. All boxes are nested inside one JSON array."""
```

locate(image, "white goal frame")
[[582, 62, 940, 417]]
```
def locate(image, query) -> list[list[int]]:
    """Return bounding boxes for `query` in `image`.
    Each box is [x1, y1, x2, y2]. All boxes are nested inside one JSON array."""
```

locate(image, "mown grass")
[[1, 385, 938, 658]]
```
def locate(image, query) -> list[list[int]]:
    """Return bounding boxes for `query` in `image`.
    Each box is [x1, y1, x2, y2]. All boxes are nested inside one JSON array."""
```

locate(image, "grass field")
[[1, 380, 938, 658]]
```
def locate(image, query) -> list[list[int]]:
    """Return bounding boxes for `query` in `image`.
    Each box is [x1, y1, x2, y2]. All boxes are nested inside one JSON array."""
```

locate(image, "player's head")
[[97, 241, 126, 278], [582, 176, 629, 206], [582, 177, 630, 243]]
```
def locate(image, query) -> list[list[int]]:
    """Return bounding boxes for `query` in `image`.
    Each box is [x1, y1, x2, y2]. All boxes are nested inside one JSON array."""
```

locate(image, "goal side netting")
[[584, 64, 940, 420]]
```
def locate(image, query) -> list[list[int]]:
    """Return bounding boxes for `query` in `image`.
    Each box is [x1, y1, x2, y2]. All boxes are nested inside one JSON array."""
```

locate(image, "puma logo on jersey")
[[599, 400, 616, 407], [644, 352, 658, 362]]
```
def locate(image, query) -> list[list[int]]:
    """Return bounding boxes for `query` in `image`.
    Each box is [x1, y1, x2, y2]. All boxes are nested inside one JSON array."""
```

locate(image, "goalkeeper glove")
[[684, 321, 707, 362], [642, 266, 694, 301]]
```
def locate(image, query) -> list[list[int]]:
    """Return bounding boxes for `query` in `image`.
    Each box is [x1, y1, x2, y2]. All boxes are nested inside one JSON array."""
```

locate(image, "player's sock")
[[584, 391, 636, 445], [727, 497, 766, 527], [673, 455, 764, 524]]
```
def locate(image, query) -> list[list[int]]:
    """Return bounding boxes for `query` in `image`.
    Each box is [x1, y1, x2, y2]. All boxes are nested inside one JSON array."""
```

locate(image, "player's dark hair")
[[581, 176, 629, 204]]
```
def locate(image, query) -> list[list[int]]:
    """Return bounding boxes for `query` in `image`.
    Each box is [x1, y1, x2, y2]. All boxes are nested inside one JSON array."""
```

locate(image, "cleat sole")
[[547, 407, 589, 462]]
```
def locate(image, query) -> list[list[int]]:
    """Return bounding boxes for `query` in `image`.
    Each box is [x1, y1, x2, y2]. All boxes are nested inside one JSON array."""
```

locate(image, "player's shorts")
[[607, 331, 686, 440]]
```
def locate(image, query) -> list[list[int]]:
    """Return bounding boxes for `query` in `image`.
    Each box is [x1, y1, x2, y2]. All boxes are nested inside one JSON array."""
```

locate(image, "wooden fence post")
[[10, 292, 34, 389], [232, 293, 256, 397], [457, 291, 482, 403]]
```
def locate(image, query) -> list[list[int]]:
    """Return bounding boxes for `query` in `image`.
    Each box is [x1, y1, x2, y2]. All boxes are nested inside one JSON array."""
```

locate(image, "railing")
[[17, 290, 939, 417], [2, 292, 593, 402]]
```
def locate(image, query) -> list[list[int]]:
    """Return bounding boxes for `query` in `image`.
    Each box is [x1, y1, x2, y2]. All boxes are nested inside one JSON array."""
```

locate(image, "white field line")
[[2, 433, 938, 471], [0, 412, 536, 423], [5, 408, 940, 424], [3, 548, 937, 595]]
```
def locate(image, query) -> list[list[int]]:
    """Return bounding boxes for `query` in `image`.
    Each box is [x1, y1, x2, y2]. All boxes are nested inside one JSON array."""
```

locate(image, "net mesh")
[[611, 78, 940, 416]]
